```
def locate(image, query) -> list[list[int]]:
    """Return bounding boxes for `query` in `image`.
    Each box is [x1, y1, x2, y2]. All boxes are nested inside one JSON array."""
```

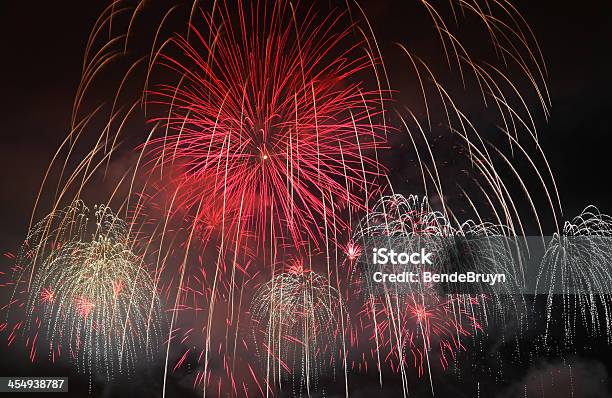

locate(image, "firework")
[[350, 196, 474, 379], [353, 194, 453, 239], [249, 262, 345, 395], [5, 202, 164, 380], [143, 0, 387, 250], [537, 206, 612, 344], [361, 292, 481, 377], [347, 194, 535, 395], [354, 194, 525, 294]]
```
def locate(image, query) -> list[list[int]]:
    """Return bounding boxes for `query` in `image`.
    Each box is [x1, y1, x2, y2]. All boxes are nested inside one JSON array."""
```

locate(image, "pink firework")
[[344, 240, 363, 262], [146, 0, 388, 249], [350, 195, 483, 380], [40, 288, 55, 305], [359, 293, 482, 377], [112, 280, 123, 297], [74, 297, 95, 319]]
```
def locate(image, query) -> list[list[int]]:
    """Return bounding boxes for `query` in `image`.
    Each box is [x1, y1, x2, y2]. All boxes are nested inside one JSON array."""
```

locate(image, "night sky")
[[1, 1, 612, 397]]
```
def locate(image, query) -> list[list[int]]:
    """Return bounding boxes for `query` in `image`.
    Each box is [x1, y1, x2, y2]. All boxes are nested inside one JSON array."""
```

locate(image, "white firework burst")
[[9, 201, 165, 380], [250, 262, 345, 395]]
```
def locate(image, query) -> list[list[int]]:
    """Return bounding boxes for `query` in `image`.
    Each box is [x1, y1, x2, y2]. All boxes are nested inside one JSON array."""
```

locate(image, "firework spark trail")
[[42, 0, 559, 257], [135, 3, 388, 396], [391, 0, 561, 237], [347, 194, 532, 395], [54, 0, 559, 236], [537, 206, 612, 345], [361, 293, 481, 373], [249, 262, 345, 396], [349, 195, 465, 394], [3, 202, 165, 383]]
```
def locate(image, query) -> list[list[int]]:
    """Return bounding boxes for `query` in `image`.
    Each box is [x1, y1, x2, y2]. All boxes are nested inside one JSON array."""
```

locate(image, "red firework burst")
[[359, 293, 482, 377], [145, 0, 388, 249], [348, 195, 484, 378]]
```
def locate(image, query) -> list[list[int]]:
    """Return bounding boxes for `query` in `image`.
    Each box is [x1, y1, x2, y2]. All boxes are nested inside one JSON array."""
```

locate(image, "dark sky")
[[520, 1, 612, 216], [1, 1, 612, 397]]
